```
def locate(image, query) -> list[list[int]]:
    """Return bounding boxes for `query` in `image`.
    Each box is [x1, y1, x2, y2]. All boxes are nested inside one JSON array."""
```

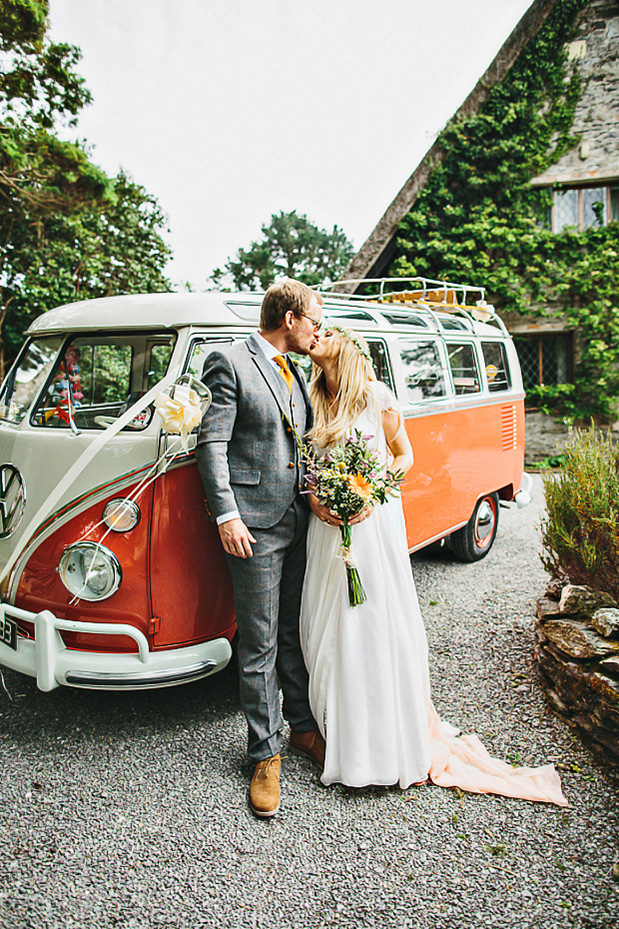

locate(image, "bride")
[[300, 324, 567, 806]]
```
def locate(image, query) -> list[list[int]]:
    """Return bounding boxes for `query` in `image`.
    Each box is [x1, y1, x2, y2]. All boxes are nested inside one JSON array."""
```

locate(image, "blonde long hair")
[[307, 328, 376, 448]]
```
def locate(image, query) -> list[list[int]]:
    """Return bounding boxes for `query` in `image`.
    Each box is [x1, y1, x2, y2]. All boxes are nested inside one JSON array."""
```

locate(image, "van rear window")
[[481, 342, 511, 391]]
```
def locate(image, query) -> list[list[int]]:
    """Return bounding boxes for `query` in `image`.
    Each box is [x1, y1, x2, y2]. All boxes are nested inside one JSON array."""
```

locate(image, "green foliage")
[[2, 171, 171, 359], [0, 0, 92, 130], [525, 383, 577, 418], [528, 452, 566, 470], [386, 0, 619, 422], [0, 1, 171, 372], [541, 428, 619, 600], [209, 210, 354, 290], [0, 0, 47, 52]]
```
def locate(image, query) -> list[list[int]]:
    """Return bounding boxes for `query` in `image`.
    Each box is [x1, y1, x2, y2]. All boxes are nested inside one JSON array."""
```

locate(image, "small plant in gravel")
[[541, 427, 619, 601]]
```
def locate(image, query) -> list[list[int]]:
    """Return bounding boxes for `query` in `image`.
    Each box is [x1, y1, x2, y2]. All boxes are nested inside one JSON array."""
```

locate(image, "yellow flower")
[[348, 473, 373, 502]]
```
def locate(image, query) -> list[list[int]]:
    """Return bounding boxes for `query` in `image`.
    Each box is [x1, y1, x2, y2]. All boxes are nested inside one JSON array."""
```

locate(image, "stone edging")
[[535, 582, 619, 760]]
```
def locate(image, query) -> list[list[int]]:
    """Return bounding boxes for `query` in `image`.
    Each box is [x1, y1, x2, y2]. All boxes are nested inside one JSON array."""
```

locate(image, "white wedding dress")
[[300, 383, 567, 804]]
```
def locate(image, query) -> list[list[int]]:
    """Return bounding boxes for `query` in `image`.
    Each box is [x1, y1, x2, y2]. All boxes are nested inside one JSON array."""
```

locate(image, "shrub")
[[541, 427, 619, 601]]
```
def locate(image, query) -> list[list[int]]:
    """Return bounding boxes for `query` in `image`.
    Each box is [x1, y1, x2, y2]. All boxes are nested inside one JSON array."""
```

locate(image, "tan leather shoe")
[[249, 753, 281, 818], [289, 729, 326, 770]]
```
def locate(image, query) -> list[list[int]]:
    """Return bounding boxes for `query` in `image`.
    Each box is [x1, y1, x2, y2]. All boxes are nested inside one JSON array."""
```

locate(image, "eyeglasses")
[[296, 311, 322, 330]]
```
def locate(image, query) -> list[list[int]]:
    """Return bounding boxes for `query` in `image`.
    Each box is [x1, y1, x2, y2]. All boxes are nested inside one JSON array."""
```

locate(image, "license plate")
[[0, 608, 17, 651]]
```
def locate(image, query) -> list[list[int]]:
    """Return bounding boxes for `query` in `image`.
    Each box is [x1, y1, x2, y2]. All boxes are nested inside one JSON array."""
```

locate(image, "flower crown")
[[327, 324, 373, 365]]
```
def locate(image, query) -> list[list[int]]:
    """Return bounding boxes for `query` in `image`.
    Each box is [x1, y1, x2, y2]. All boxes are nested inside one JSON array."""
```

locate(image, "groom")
[[197, 278, 326, 817]]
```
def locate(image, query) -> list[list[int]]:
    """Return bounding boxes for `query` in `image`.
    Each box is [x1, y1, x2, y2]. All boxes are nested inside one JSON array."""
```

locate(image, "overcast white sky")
[[48, 0, 533, 289]]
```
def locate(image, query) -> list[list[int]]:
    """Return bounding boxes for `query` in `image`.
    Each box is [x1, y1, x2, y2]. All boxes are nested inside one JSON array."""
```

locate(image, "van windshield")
[[25, 332, 176, 431], [0, 336, 64, 425]]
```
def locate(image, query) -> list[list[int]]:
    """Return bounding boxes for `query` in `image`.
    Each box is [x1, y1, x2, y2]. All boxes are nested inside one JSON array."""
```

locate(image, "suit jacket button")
[[288, 462, 294, 469]]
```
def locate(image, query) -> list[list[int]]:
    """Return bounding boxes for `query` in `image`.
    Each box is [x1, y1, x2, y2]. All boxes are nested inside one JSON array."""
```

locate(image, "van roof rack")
[[316, 277, 508, 336]]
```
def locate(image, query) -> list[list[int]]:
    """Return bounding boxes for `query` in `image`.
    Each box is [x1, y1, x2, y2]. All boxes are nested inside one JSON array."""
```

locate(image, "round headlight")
[[58, 543, 122, 601], [103, 498, 140, 532]]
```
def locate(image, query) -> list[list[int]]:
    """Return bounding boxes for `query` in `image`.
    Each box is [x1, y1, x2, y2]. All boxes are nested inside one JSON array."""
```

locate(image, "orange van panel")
[[402, 399, 524, 549]]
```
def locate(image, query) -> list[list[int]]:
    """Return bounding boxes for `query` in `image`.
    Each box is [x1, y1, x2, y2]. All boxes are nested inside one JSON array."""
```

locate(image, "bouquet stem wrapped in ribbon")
[[339, 516, 366, 607]]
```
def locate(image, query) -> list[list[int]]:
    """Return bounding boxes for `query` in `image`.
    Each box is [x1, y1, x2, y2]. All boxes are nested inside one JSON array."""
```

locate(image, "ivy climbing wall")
[[386, 0, 619, 424]]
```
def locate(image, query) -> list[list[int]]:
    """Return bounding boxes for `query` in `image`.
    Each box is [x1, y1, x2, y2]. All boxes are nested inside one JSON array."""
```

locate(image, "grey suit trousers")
[[226, 496, 316, 762]]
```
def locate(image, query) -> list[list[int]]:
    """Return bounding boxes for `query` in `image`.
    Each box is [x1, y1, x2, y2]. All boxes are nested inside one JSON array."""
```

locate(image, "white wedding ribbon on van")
[[0, 372, 202, 589]]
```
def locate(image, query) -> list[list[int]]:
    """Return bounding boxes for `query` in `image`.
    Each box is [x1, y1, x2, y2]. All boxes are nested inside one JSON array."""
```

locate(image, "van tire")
[[449, 493, 499, 562]]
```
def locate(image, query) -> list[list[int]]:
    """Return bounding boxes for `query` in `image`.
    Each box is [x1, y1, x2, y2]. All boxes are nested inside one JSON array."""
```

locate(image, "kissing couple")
[[196, 279, 566, 818]]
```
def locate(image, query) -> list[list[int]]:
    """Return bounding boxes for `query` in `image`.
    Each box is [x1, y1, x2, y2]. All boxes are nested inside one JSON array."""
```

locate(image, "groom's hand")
[[218, 518, 257, 558]]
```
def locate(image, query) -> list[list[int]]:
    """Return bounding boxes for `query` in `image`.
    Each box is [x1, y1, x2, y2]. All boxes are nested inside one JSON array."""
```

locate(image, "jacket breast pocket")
[[230, 468, 261, 485]]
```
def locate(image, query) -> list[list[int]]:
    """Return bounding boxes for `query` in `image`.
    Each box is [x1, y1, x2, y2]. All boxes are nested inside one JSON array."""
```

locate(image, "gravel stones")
[[0, 474, 618, 929]]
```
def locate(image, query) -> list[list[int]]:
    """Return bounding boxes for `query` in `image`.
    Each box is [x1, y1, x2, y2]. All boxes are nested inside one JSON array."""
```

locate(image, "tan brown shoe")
[[289, 729, 326, 770], [249, 753, 281, 818]]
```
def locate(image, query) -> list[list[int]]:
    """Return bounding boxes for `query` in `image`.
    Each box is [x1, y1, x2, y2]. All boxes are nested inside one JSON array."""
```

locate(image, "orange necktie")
[[273, 354, 294, 394]]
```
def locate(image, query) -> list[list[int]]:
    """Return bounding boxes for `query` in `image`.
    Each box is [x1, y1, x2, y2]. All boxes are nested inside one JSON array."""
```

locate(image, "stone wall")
[[524, 410, 619, 464], [525, 411, 571, 464], [532, 0, 619, 187], [535, 582, 619, 759]]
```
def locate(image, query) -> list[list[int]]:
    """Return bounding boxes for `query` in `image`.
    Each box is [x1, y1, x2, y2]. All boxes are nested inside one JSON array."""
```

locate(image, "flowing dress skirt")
[[300, 433, 566, 805]]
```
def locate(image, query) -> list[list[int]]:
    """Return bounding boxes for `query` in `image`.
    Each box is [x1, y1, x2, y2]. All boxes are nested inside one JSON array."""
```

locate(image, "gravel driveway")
[[0, 474, 617, 929]]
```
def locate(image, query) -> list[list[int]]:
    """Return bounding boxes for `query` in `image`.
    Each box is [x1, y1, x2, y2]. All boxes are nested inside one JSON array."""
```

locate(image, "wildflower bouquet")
[[302, 429, 403, 607]]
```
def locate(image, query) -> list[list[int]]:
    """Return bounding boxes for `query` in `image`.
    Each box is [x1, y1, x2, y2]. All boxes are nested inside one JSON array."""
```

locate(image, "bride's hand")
[[348, 505, 373, 525], [308, 494, 343, 527]]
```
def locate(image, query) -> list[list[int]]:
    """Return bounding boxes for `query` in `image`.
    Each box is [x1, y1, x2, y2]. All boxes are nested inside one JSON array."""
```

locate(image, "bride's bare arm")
[[382, 409, 414, 477]]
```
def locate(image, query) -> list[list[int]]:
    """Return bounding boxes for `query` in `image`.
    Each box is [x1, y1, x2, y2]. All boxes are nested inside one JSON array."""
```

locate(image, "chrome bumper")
[[514, 472, 533, 509], [0, 602, 232, 691]]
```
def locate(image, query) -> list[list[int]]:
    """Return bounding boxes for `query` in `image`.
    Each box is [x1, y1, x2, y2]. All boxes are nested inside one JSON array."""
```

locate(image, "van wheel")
[[449, 493, 499, 562]]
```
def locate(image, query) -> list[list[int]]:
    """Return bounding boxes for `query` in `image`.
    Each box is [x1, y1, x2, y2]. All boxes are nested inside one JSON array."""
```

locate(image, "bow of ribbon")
[[153, 377, 211, 451]]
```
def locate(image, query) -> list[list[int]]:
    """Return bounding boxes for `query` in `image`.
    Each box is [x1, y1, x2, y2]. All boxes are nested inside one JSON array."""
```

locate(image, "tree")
[[0, 0, 171, 373], [3, 171, 172, 359], [208, 210, 355, 290]]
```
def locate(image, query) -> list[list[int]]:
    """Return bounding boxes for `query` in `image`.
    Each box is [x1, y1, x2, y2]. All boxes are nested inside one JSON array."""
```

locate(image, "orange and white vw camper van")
[[0, 279, 528, 692]]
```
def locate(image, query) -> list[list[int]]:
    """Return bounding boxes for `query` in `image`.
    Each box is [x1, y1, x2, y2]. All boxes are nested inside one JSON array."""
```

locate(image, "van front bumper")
[[0, 602, 232, 691]]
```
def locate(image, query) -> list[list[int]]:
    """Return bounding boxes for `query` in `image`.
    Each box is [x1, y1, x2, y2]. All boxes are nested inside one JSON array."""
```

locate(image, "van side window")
[[367, 339, 395, 392], [80, 344, 132, 405], [34, 341, 133, 428], [147, 342, 176, 390], [481, 342, 511, 391], [447, 343, 481, 395], [32, 332, 176, 430], [399, 340, 448, 403], [290, 340, 395, 392], [185, 338, 235, 381]]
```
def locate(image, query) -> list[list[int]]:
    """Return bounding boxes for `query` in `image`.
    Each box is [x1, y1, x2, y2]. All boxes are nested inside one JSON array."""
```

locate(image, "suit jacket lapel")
[[246, 332, 293, 423], [290, 357, 313, 430]]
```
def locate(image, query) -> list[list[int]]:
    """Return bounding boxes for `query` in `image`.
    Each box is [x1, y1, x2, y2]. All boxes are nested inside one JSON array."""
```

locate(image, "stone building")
[[340, 0, 619, 459]]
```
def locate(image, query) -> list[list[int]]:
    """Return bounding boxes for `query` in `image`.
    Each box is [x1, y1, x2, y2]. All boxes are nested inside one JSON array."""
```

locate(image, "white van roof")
[[26, 292, 263, 334], [26, 291, 508, 339]]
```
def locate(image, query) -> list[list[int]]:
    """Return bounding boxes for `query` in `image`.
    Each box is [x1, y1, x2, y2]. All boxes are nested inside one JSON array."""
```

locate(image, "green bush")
[[541, 428, 619, 601]]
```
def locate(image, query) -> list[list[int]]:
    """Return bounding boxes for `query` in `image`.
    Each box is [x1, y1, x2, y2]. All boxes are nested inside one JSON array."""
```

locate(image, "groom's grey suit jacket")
[[196, 332, 312, 529]]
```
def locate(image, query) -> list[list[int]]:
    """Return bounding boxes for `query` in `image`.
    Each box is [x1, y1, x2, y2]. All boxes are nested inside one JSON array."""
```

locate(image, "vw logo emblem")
[[0, 464, 26, 539]]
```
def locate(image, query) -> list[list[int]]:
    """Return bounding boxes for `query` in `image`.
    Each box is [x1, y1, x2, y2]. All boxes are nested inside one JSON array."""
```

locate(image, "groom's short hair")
[[261, 279, 323, 331]]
